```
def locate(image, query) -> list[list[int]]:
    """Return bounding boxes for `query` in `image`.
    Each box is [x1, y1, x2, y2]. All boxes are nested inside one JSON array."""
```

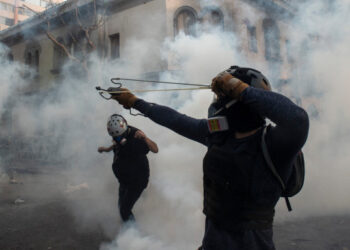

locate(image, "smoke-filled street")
[[1, 172, 350, 250], [1, 0, 350, 249], [0, 172, 108, 250]]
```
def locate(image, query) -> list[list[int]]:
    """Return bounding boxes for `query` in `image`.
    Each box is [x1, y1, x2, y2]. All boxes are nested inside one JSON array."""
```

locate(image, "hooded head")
[[208, 66, 271, 133]]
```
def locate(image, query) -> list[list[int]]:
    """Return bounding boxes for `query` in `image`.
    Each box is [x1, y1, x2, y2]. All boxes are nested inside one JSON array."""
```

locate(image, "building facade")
[[1, 0, 306, 167], [0, 0, 298, 90], [0, 0, 64, 31]]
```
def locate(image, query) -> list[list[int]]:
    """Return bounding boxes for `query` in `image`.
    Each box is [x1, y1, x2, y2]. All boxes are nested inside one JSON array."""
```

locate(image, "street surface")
[[1, 172, 349, 250]]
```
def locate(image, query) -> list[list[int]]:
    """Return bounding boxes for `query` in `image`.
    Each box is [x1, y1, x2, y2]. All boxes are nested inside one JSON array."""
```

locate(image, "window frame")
[[173, 6, 198, 37], [109, 33, 120, 59], [263, 18, 281, 61]]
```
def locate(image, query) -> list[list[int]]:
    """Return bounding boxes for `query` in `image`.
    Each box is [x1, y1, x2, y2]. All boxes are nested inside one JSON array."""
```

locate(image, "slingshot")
[[95, 78, 211, 100]]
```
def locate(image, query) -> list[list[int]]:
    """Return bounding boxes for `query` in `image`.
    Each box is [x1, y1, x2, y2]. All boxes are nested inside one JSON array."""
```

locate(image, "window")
[[174, 6, 197, 36], [247, 26, 258, 53], [52, 37, 67, 74], [109, 33, 120, 59], [0, 3, 13, 12], [6, 3, 13, 11], [25, 52, 32, 65], [72, 30, 86, 60], [244, 19, 257, 53], [263, 19, 280, 61], [5, 18, 14, 26], [285, 39, 293, 63], [210, 10, 223, 27], [200, 7, 224, 29], [24, 41, 41, 72], [34, 50, 39, 69], [8, 53, 14, 61], [0, 17, 6, 25], [65, 35, 74, 54]]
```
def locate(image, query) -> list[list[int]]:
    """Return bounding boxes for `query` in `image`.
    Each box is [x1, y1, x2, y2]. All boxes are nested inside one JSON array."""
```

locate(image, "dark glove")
[[111, 88, 138, 109], [211, 71, 249, 100]]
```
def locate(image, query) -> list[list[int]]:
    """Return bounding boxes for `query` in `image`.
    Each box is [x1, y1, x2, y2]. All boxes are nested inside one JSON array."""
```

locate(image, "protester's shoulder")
[[128, 125, 138, 130], [127, 126, 142, 141], [127, 126, 138, 134], [297, 106, 309, 126]]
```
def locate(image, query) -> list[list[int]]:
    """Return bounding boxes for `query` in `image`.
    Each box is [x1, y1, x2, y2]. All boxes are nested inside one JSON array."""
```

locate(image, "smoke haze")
[[1, 0, 350, 249]]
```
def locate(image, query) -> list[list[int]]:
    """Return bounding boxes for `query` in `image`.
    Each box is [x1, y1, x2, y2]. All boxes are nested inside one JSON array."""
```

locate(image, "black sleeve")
[[133, 99, 209, 146], [240, 87, 309, 167]]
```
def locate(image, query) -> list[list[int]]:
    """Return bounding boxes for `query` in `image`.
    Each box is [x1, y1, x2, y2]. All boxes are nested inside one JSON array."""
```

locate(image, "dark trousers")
[[118, 182, 147, 222], [201, 218, 276, 250]]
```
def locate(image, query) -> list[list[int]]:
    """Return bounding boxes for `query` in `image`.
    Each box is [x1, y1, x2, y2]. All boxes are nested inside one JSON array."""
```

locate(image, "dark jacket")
[[112, 126, 150, 185], [132, 88, 309, 250], [133, 87, 309, 218]]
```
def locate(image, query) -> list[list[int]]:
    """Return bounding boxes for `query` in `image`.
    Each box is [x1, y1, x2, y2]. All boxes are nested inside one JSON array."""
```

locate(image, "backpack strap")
[[261, 126, 292, 211]]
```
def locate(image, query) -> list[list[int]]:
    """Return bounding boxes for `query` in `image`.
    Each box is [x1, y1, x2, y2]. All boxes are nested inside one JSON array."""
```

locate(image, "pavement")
[[1, 171, 349, 250]]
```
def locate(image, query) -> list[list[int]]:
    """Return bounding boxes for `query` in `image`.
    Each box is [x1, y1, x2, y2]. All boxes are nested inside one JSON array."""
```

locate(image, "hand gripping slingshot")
[[96, 78, 211, 115]]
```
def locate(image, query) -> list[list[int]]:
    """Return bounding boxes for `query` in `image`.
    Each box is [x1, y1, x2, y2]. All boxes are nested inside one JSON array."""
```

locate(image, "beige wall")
[[5, 0, 170, 89], [0, 23, 7, 29], [163, 0, 295, 76], [165, 0, 200, 37], [7, 25, 68, 90], [226, 0, 295, 80], [107, 0, 167, 73]]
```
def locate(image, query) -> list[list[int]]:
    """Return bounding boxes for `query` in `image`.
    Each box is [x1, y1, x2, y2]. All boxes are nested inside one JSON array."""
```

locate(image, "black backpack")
[[261, 126, 305, 211]]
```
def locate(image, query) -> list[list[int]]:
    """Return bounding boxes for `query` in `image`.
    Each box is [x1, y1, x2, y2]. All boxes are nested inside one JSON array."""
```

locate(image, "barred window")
[[200, 7, 224, 29], [109, 33, 120, 59], [263, 19, 280, 61], [52, 37, 67, 74], [24, 41, 41, 72], [174, 6, 198, 36]]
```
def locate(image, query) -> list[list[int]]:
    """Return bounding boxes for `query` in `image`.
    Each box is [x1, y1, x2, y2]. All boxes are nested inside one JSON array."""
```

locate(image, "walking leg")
[[118, 184, 145, 222]]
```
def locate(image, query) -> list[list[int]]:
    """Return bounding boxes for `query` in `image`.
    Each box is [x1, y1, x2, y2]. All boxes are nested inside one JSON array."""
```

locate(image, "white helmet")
[[107, 114, 128, 137]]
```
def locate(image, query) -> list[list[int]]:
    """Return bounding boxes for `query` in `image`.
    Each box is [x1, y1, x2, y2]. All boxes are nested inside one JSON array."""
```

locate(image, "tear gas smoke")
[[275, 0, 350, 220], [0, 44, 28, 118], [1, 0, 350, 249]]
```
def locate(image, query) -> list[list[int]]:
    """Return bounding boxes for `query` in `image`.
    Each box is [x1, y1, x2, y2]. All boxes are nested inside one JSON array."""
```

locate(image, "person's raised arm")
[[111, 88, 210, 146], [134, 130, 159, 153], [241, 87, 309, 164], [212, 72, 309, 165]]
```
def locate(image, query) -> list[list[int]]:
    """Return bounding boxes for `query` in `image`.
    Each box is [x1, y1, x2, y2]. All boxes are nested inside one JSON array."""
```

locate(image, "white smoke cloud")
[[102, 0, 350, 247], [1, 0, 350, 249], [275, 0, 350, 219], [100, 225, 176, 250], [0, 44, 28, 118]]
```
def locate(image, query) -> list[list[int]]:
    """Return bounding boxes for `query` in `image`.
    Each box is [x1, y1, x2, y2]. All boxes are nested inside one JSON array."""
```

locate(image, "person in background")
[[111, 66, 309, 249], [98, 114, 158, 222]]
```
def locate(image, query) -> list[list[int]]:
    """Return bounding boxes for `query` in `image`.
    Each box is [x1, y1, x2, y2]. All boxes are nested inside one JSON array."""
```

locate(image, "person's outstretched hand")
[[111, 88, 138, 109]]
